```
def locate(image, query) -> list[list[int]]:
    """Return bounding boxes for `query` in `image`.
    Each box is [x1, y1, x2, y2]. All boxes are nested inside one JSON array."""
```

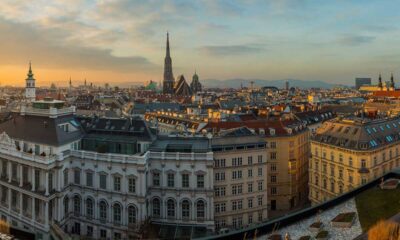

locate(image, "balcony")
[[0, 146, 60, 164], [70, 150, 146, 164], [149, 151, 213, 161]]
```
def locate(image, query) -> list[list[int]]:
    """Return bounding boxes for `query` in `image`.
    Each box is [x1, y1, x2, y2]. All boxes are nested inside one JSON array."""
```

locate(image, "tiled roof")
[[313, 116, 400, 150]]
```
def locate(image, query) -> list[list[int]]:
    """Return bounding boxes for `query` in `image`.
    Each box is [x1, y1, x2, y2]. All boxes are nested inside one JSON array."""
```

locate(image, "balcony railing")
[[149, 151, 213, 161], [0, 146, 59, 163], [70, 150, 147, 164]]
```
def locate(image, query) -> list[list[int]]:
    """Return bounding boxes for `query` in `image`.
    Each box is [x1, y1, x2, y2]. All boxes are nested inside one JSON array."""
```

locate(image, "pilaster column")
[[20, 193, 23, 216], [31, 168, 35, 191], [45, 201, 49, 227], [56, 170, 61, 191], [7, 188, 11, 212], [32, 197, 35, 222], [19, 164, 23, 187], [7, 161, 11, 183], [45, 171, 49, 196]]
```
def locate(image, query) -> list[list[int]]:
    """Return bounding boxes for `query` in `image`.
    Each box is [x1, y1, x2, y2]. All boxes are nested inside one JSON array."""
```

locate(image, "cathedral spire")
[[378, 73, 383, 89], [27, 61, 34, 79], [163, 32, 175, 94], [391, 72, 395, 89], [166, 31, 170, 58]]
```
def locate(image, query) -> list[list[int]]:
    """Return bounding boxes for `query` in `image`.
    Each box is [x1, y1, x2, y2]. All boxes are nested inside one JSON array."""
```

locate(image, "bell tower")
[[25, 62, 36, 101]]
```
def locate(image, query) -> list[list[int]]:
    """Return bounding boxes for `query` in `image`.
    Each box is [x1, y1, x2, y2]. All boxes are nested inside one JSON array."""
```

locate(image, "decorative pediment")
[[0, 132, 16, 150], [195, 170, 207, 175], [166, 169, 177, 174], [180, 170, 191, 175]]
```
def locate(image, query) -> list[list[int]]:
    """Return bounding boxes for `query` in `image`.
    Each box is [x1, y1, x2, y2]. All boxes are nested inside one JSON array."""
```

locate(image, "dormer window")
[[269, 128, 275, 136]]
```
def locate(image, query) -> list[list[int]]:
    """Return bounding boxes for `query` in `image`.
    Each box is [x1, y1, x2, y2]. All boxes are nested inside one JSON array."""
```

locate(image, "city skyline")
[[1, 0, 400, 86]]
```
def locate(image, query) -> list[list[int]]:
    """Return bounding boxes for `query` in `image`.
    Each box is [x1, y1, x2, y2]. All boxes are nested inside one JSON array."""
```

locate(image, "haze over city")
[[0, 0, 400, 86]]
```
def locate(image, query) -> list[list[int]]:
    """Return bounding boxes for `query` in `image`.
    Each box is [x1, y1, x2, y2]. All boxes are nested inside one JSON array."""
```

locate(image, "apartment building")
[[211, 128, 268, 230], [309, 116, 400, 204]]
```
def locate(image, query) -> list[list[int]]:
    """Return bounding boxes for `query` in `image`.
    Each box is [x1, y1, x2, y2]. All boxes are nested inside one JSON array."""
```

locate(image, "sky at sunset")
[[0, 0, 400, 87]]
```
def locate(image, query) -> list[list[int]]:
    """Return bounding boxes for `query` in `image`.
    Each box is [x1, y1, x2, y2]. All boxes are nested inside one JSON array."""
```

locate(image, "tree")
[[368, 220, 400, 240]]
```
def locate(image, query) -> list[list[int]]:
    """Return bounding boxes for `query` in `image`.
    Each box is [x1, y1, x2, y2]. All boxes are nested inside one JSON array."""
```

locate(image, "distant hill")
[[202, 79, 345, 89]]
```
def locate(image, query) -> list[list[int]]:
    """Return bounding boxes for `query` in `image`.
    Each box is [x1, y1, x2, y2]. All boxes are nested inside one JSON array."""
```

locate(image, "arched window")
[[182, 200, 190, 219], [167, 199, 175, 217], [99, 201, 107, 222], [196, 200, 205, 219], [153, 198, 160, 217], [128, 205, 136, 224], [63, 197, 69, 218], [86, 198, 93, 218], [113, 203, 122, 224], [73, 195, 80, 216]]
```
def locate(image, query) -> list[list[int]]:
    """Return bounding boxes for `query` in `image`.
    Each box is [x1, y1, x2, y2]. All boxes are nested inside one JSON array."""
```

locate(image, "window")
[[232, 201, 237, 210], [271, 175, 277, 183], [215, 172, 225, 181], [258, 168, 263, 176], [86, 172, 93, 187], [237, 200, 243, 210], [182, 174, 189, 188], [248, 156, 253, 165], [74, 169, 80, 185], [63, 197, 69, 217], [114, 232, 121, 240], [270, 164, 277, 172], [248, 199, 253, 208], [99, 174, 107, 189], [232, 185, 237, 195], [330, 182, 335, 192], [64, 169, 69, 187], [86, 226, 93, 237], [113, 204, 122, 224], [270, 152, 277, 160], [197, 200, 205, 219], [100, 229, 107, 238], [114, 176, 121, 191], [34, 145, 40, 155], [167, 173, 175, 187], [86, 198, 93, 218], [258, 181, 263, 191], [73, 196, 80, 216], [271, 187, 277, 195], [258, 211, 263, 222], [349, 157, 353, 167], [361, 159, 366, 168], [257, 195, 263, 206], [270, 142, 276, 149], [167, 199, 175, 217], [153, 199, 160, 217], [128, 206, 136, 224], [362, 178, 367, 184], [128, 178, 136, 193], [197, 175, 204, 188], [153, 173, 160, 186], [99, 201, 107, 221], [238, 184, 243, 194], [258, 155, 263, 163], [182, 200, 190, 219], [248, 183, 253, 193], [248, 169, 253, 177]]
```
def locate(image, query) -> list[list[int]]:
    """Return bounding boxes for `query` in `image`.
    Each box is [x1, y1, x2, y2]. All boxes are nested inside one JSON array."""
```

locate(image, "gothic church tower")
[[163, 32, 175, 94]]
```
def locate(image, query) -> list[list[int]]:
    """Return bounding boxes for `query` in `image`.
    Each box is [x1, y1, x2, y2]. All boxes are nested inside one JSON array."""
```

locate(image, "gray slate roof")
[[0, 113, 84, 146]]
